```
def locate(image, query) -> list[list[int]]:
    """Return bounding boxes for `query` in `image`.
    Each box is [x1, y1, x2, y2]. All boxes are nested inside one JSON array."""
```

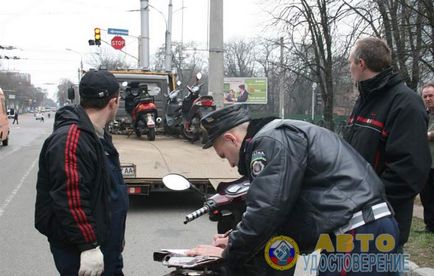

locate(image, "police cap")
[[201, 104, 250, 149]]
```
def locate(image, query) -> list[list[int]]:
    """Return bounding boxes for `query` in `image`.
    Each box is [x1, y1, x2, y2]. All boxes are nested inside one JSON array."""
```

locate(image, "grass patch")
[[404, 217, 434, 267]]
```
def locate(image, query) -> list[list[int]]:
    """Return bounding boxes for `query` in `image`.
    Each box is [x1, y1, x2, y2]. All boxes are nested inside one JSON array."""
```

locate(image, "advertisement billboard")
[[224, 77, 268, 105]]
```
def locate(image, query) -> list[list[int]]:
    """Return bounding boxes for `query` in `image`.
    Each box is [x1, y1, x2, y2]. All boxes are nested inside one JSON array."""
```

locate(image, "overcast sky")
[[0, 0, 270, 100]]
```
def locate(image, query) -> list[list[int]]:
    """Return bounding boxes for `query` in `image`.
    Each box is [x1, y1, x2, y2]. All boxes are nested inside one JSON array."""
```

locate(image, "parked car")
[[0, 88, 10, 146], [7, 108, 14, 119], [35, 113, 44, 120]]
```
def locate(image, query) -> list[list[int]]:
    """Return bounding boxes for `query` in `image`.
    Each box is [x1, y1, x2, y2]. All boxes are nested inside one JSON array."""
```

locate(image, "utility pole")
[[139, 0, 150, 69], [164, 0, 173, 72], [208, 0, 224, 108]]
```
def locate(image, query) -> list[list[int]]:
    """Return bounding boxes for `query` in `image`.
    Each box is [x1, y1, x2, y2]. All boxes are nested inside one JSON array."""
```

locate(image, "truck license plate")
[[121, 164, 136, 178]]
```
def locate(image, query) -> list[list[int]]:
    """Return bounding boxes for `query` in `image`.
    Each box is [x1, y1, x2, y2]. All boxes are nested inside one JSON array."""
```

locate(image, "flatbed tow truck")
[[114, 134, 241, 196]]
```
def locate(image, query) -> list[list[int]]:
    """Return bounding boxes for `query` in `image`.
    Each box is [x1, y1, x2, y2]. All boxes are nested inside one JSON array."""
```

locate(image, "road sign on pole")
[[111, 36, 126, 50], [108, 28, 129, 36]]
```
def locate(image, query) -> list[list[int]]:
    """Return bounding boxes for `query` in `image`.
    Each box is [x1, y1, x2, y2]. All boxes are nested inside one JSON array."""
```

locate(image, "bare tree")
[[345, 0, 434, 88], [57, 79, 75, 106], [88, 48, 132, 70], [224, 39, 259, 77], [267, 0, 358, 129], [152, 41, 207, 85]]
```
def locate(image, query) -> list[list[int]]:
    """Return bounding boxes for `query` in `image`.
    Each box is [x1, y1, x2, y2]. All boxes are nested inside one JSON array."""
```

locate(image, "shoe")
[[415, 227, 434, 233]]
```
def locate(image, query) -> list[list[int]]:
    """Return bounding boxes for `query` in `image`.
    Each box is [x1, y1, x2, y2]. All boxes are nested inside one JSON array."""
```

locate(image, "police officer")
[[35, 70, 129, 275], [187, 104, 400, 275]]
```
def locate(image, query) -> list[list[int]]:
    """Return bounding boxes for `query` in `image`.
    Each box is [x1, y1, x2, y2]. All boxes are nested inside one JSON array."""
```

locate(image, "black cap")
[[79, 70, 119, 99], [201, 104, 250, 149]]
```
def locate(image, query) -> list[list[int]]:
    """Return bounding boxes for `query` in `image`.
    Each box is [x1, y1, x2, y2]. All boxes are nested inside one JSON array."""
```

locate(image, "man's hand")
[[79, 246, 104, 276], [186, 244, 224, 257], [212, 234, 229, 249]]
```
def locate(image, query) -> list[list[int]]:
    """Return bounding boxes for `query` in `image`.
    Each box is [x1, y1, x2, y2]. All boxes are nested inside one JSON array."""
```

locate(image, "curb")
[[405, 261, 434, 276]]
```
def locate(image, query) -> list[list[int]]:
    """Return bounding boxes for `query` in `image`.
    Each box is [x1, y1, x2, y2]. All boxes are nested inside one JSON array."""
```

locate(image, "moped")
[[163, 81, 184, 137], [154, 174, 249, 275], [181, 73, 216, 144], [123, 82, 160, 140]]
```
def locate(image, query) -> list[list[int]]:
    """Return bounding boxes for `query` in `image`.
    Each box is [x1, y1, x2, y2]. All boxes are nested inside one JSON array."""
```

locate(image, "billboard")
[[224, 77, 267, 105]]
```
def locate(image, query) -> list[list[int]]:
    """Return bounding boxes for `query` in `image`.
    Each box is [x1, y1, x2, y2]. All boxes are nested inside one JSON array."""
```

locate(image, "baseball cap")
[[79, 70, 119, 99]]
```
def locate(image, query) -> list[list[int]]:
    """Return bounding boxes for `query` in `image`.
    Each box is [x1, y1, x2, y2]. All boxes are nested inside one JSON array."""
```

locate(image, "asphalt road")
[[0, 113, 218, 275]]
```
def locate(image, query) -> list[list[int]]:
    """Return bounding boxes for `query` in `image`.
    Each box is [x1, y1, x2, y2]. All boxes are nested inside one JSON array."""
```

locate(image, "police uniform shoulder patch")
[[250, 150, 267, 177]]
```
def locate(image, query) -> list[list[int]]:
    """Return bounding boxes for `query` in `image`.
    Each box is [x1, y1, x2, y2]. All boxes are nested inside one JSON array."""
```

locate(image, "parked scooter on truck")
[[162, 174, 248, 234], [181, 73, 216, 144], [122, 81, 161, 140], [163, 81, 184, 136]]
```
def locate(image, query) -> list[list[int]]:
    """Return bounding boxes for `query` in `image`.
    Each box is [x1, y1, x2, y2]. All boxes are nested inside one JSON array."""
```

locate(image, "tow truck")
[[108, 69, 240, 195]]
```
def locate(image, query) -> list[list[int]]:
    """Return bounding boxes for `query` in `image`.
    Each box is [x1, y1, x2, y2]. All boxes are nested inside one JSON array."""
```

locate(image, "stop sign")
[[111, 36, 125, 50]]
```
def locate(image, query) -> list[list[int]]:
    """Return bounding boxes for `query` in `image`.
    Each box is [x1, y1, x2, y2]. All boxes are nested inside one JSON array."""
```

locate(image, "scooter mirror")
[[196, 72, 202, 80], [162, 174, 191, 191]]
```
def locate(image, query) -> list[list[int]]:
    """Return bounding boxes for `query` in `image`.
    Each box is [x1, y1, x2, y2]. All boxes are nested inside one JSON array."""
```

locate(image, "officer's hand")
[[187, 244, 223, 257], [212, 234, 229, 248], [79, 246, 104, 276]]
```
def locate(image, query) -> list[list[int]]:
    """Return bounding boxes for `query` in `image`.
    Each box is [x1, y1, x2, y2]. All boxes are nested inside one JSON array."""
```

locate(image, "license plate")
[[121, 164, 136, 178]]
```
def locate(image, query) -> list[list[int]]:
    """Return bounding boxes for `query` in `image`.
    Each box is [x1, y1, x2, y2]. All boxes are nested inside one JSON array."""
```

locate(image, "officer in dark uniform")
[[187, 104, 400, 275]]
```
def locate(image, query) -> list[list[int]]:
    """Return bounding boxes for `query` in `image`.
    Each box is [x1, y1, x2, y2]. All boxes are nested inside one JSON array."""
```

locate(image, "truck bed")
[[113, 135, 241, 195]]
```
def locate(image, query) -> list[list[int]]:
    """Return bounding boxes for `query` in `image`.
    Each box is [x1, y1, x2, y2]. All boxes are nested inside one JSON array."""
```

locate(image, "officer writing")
[[187, 104, 399, 275]]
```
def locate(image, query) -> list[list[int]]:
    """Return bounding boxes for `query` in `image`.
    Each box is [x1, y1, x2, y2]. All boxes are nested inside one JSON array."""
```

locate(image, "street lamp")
[[65, 48, 84, 83], [311, 83, 317, 122]]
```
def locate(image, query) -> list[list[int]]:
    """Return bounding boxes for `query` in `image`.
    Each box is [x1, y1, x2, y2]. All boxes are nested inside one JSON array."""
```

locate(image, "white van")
[[0, 88, 10, 146]]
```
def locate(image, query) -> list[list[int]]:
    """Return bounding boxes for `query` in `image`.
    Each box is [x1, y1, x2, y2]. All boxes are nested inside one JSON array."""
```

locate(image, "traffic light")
[[94, 28, 101, 46]]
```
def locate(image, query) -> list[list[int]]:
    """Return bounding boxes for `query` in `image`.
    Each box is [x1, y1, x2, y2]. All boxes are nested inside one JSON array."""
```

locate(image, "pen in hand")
[[223, 229, 233, 238]]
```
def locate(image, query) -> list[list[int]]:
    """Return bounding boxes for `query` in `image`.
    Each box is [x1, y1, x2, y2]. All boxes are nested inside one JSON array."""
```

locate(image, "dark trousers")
[[50, 242, 124, 276], [319, 216, 400, 276], [420, 169, 434, 231]]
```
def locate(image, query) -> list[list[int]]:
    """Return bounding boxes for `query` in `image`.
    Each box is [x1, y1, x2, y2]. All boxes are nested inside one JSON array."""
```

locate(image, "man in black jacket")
[[343, 37, 431, 247], [35, 70, 129, 275], [187, 104, 400, 275]]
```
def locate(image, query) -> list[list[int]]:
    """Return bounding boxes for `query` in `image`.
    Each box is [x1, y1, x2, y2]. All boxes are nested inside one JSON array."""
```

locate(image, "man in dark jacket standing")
[[420, 82, 434, 233], [35, 70, 129, 275], [187, 104, 400, 275], [343, 37, 431, 247]]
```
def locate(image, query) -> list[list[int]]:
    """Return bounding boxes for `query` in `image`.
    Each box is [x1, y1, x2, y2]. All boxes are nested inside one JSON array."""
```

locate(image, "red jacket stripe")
[[355, 116, 384, 129], [71, 127, 97, 242], [65, 125, 95, 243], [65, 125, 89, 242]]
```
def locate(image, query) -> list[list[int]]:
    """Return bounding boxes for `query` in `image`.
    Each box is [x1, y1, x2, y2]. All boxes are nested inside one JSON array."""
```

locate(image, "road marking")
[[0, 158, 38, 218]]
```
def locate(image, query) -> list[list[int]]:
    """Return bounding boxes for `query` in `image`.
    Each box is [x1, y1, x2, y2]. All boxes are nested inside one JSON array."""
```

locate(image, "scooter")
[[154, 174, 249, 275], [162, 174, 249, 234], [123, 82, 160, 141], [163, 81, 184, 137], [181, 73, 216, 144]]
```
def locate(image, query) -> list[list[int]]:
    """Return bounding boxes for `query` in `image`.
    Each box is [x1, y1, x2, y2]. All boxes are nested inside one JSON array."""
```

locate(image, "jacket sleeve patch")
[[250, 150, 267, 177]]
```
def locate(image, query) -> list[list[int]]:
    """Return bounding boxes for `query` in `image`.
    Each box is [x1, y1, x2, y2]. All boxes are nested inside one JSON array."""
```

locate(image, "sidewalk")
[[406, 198, 434, 276]]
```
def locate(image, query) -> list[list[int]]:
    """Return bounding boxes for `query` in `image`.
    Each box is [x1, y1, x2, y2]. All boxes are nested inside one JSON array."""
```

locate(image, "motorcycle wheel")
[[182, 124, 196, 141], [148, 128, 156, 141], [200, 129, 208, 145], [135, 128, 142, 138]]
